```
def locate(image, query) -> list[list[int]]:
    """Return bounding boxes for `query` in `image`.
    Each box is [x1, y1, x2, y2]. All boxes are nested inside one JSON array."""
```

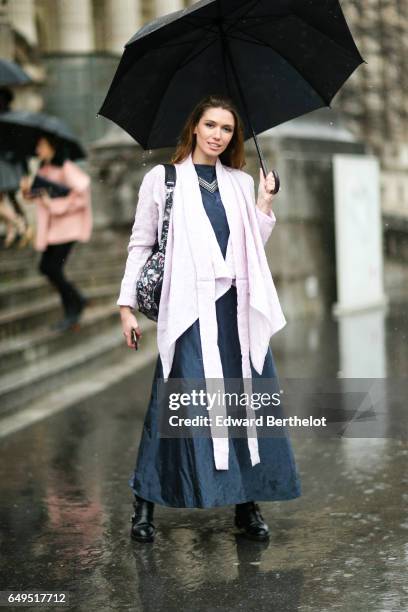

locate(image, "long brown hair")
[[170, 95, 246, 169]]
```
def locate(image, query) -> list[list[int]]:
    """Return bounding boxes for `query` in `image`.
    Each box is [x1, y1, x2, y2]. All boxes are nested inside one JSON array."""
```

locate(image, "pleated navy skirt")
[[128, 164, 302, 508]]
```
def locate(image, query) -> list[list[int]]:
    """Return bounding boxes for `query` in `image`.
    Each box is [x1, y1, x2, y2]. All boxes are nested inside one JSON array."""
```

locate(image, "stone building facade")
[[3, 0, 408, 316], [3, 0, 408, 226], [337, 0, 408, 222], [4, 0, 195, 141]]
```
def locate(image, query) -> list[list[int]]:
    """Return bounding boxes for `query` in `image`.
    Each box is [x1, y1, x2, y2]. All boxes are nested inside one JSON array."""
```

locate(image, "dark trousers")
[[39, 241, 83, 316]]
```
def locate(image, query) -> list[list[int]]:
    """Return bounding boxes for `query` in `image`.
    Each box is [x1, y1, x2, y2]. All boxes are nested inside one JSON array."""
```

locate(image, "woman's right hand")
[[120, 306, 142, 349]]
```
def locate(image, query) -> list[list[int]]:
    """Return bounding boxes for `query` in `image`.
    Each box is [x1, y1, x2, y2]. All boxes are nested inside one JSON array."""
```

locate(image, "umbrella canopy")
[[0, 111, 86, 160], [98, 0, 365, 152], [0, 59, 31, 87]]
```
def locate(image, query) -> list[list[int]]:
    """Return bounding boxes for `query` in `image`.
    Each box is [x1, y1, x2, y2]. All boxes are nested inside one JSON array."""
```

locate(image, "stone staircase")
[[0, 228, 157, 421]]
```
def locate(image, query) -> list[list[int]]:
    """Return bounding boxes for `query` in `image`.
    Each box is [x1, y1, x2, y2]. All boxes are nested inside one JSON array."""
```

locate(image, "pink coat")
[[118, 153, 287, 470], [32, 160, 93, 252]]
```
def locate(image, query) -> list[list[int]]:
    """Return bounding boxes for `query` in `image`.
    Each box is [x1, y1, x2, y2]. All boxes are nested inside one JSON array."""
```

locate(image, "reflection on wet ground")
[[0, 303, 407, 611]]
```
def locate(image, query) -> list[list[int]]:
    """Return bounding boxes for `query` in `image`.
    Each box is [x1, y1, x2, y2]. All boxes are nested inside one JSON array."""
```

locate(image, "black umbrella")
[[0, 111, 86, 160], [0, 59, 31, 87], [98, 0, 365, 179]]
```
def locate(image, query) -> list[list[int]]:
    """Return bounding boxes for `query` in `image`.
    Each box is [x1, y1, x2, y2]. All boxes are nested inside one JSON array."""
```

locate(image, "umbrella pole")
[[218, 23, 269, 177], [250, 128, 269, 178], [225, 49, 281, 192]]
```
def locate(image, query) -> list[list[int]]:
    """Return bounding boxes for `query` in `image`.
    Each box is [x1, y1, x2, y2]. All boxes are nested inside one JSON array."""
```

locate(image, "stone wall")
[[334, 0, 408, 221]]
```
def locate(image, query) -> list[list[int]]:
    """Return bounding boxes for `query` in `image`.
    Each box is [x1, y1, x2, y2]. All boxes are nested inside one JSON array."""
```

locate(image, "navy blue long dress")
[[129, 164, 302, 508]]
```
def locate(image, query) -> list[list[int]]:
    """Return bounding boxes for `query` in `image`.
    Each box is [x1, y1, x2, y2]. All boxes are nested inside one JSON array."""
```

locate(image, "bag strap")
[[164, 163, 176, 189], [158, 163, 176, 251]]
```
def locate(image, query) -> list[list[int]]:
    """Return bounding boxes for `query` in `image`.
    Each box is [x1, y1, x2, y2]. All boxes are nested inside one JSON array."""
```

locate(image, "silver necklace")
[[198, 175, 218, 193]]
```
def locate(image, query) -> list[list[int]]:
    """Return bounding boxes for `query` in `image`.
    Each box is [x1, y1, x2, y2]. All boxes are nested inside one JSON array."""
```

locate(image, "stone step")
[[1, 258, 126, 282], [0, 228, 129, 265], [0, 302, 120, 376], [0, 284, 118, 340], [0, 245, 128, 281], [0, 317, 156, 418], [0, 264, 123, 309], [0, 339, 158, 439]]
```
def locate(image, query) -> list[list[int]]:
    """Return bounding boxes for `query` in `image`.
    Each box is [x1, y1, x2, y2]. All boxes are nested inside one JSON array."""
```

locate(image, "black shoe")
[[50, 315, 80, 332], [131, 496, 155, 543], [56, 296, 89, 331], [70, 294, 89, 323], [234, 501, 269, 541]]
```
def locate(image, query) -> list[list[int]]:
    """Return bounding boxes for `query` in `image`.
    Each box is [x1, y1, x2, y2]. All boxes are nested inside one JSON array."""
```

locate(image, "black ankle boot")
[[131, 495, 155, 543], [234, 501, 269, 541]]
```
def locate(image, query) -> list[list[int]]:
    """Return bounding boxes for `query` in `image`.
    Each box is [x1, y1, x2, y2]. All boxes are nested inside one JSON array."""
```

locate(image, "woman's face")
[[35, 137, 55, 162], [193, 107, 235, 161]]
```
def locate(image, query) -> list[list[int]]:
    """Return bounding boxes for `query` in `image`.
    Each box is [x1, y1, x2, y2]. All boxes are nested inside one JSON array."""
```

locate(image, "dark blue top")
[[194, 163, 230, 259]]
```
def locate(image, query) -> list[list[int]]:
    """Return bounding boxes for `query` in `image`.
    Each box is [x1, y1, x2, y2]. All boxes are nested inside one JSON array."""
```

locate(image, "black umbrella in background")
[[0, 59, 31, 87], [0, 111, 86, 160], [99, 0, 365, 182]]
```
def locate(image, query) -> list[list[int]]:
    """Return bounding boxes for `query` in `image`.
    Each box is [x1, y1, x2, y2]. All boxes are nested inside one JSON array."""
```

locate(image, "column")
[[56, 0, 94, 53], [104, 0, 142, 55], [0, 1, 13, 59], [8, 0, 37, 46]]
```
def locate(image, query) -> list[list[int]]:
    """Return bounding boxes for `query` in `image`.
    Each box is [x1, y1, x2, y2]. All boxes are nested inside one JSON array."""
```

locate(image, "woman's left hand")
[[257, 168, 276, 212]]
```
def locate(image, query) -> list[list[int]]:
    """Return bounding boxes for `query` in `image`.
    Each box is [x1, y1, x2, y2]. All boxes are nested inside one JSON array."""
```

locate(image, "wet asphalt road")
[[0, 304, 407, 612]]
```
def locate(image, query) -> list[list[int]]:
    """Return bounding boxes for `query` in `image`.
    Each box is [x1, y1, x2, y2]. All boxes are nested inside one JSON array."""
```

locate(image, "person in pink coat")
[[21, 134, 93, 331], [118, 95, 301, 543]]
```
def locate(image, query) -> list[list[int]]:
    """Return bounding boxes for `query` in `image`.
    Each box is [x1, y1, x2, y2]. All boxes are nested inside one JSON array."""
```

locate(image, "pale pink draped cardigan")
[[32, 160, 92, 252], [117, 153, 287, 470]]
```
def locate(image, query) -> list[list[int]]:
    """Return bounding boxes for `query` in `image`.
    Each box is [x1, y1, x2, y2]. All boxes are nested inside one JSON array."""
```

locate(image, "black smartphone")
[[131, 328, 139, 351]]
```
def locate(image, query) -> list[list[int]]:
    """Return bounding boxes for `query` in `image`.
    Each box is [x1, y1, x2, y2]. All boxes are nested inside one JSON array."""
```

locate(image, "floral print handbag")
[[135, 164, 176, 322]]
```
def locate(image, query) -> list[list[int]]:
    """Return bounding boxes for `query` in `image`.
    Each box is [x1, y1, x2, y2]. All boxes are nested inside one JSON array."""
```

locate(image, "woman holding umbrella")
[[20, 133, 93, 332], [118, 95, 302, 543]]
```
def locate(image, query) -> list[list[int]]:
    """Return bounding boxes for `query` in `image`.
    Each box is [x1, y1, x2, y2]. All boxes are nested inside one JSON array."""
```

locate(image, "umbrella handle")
[[271, 168, 280, 195], [261, 161, 280, 195], [256, 140, 280, 194]]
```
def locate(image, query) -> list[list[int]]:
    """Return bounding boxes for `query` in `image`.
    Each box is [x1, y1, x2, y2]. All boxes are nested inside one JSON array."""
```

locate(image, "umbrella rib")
[[222, 5, 362, 66], [290, 12, 363, 61], [146, 35, 218, 147], [228, 27, 351, 105], [182, 18, 219, 36], [180, 0, 260, 38], [233, 14, 362, 65], [173, 35, 218, 72], [146, 35, 210, 51], [182, 0, 259, 36], [149, 22, 217, 51], [223, 0, 261, 35]]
